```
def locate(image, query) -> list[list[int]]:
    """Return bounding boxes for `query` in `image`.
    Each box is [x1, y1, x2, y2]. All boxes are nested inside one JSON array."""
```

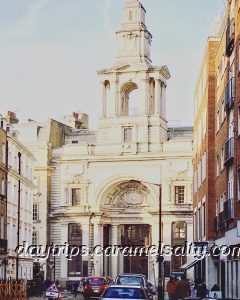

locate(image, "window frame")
[[123, 127, 132, 144], [68, 223, 82, 277], [72, 188, 82, 206], [174, 186, 185, 204], [33, 204, 38, 221]]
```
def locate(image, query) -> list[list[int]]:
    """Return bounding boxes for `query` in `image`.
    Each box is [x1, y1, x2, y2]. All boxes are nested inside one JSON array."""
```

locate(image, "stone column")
[[161, 83, 166, 119], [93, 223, 103, 276], [101, 81, 106, 117], [154, 79, 160, 115], [60, 223, 68, 280], [111, 225, 118, 279]]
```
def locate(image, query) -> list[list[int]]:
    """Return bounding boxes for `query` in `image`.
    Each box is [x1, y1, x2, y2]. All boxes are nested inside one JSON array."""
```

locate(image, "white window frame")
[[72, 188, 82, 206], [33, 204, 38, 221], [32, 231, 38, 245], [216, 110, 220, 132], [123, 127, 132, 143]]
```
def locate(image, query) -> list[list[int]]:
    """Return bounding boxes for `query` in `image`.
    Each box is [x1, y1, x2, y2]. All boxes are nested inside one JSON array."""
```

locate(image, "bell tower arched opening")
[[120, 82, 139, 116]]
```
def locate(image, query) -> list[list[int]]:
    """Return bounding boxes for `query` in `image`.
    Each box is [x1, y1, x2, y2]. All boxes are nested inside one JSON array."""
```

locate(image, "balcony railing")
[[224, 137, 234, 166], [224, 198, 234, 221], [226, 18, 235, 56], [224, 77, 235, 112]]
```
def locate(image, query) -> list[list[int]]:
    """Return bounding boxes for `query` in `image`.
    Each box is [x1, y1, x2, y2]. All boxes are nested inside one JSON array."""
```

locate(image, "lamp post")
[[16, 152, 21, 281], [138, 180, 163, 300], [157, 184, 163, 300]]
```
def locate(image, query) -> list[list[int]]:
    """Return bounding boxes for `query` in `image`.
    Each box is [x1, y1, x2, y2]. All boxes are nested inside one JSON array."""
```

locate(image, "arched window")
[[68, 223, 82, 276], [120, 82, 139, 116], [149, 78, 155, 115]]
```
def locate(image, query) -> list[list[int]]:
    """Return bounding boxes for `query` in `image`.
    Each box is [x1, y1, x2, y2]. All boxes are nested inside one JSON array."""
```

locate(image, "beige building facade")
[[49, 0, 194, 287]]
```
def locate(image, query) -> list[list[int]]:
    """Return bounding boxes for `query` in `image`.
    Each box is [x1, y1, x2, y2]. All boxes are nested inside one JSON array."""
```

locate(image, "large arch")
[[120, 81, 139, 116], [95, 175, 158, 212]]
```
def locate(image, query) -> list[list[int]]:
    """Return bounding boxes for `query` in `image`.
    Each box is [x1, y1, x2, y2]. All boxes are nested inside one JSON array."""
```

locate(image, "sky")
[[0, 0, 224, 129]]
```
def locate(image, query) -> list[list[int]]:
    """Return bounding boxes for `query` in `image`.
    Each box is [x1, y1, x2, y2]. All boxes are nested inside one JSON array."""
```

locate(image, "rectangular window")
[[198, 207, 201, 240], [220, 193, 226, 212], [202, 152, 206, 181], [0, 214, 4, 239], [216, 199, 219, 216], [197, 161, 202, 188], [72, 188, 81, 206], [123, 128, 132, 143], [32, 231, 38, 245], [202, 202, 206, 238], [216, 110, 220, 132], [221, 98, 226, 124], [129, 11, 133, 21], [220, 147, 224, 171], [175, 186, 185, 204], [68, 224, 82, 276], [194, 212, 197, 240], [33, 204, 38, 221], [216, 155, 220, 176]]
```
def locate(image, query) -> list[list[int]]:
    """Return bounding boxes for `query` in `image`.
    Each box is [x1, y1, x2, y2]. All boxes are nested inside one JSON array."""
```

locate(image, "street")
[[29, 291, 83, 299]]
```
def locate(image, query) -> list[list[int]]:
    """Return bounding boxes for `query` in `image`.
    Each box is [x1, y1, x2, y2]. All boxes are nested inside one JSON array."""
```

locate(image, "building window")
[[129, 11, 133, 21], [172, 222, 187, 239], [221, 98, 226, 124], [216, 154, 220, 176], [216, 110, 220, 132], [175, 186, 185, 204], [220, 147, 224, 171], [0, 214, 4, 239], [216, 199, 219, 216], [123, 128, 132, 143], [194, 211, 197, 240], [171, 222, 187, 271], [197, 160, 202, 188], [197, 207, 201, 239], [72, 188, 81, 206], [202, 152, 206, 181], [202, 202, 206, 238], [68, 223, 82, 276], [220, 193, 226, 212], [32, 231, 38, 245], [33, 204, 38, 221]]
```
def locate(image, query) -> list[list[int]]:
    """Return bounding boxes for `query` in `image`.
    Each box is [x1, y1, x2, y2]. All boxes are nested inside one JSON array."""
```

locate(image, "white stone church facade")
[[49, 0, 193, 287]]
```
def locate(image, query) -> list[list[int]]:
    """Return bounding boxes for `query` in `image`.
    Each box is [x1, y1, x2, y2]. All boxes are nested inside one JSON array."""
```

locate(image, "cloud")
[[0, 0, 49, 42]]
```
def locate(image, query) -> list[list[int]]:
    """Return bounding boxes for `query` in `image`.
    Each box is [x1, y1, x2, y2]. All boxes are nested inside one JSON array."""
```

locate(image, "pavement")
[[29, 290, 83, 299]]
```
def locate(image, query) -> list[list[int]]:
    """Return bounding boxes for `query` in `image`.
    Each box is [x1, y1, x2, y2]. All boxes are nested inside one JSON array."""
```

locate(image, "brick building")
[[193, 0, 240, 297], [0, 116, 8, 276]]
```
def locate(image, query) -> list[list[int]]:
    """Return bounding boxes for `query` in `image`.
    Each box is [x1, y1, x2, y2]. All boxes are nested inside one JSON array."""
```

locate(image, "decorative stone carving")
[[104, 181, 147, 208]]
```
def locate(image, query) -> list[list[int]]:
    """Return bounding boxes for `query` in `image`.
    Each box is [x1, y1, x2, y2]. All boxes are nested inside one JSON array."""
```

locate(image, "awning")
[[180, 259, 199, 270]]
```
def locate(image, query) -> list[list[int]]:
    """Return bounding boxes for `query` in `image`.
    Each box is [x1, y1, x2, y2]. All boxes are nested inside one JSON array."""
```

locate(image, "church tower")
[[97, 0, 170, 154]]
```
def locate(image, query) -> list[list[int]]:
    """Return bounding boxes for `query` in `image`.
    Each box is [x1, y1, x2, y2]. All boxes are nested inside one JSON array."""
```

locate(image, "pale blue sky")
[[0, 0, 223, 128]]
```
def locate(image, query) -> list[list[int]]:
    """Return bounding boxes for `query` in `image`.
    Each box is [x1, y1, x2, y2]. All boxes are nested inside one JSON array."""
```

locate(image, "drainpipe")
[[16, 152, 21, 281]]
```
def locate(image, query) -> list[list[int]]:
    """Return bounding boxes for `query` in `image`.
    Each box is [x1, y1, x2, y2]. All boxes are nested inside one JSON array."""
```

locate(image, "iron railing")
[[224, 137, 234, 166], [224, 77, 235, 111]]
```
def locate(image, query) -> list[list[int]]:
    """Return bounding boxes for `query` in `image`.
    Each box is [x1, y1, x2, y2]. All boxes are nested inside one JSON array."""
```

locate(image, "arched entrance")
[[97, 179, 157, 278]]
